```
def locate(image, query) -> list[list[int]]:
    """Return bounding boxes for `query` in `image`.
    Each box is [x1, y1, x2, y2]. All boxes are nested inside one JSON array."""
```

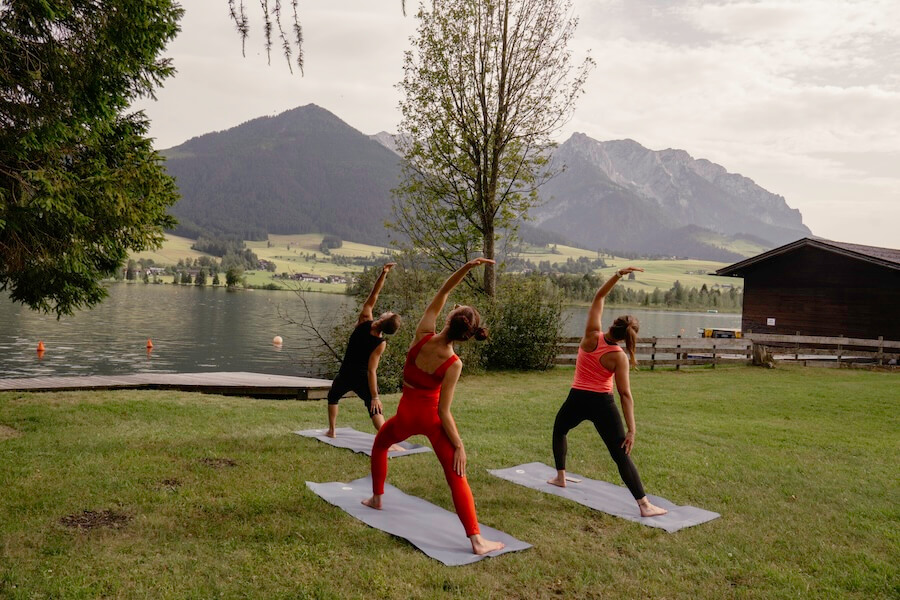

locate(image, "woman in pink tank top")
[[548, 266, 668, 518]]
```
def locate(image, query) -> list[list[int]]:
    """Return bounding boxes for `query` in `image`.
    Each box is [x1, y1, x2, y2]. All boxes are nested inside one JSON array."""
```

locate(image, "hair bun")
[[474, 326, 488, 341]]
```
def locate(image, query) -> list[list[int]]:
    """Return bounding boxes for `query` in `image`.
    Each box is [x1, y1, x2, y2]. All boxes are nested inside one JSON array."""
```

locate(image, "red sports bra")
[[403, 334, 459, 390]]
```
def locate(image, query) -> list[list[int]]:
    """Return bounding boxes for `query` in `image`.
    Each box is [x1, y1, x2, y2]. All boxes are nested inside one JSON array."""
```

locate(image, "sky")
[[134, 0, 900, 249]]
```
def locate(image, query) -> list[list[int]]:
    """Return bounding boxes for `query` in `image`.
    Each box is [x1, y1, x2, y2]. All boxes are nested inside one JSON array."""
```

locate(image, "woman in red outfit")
[[362, 258, 505, 555]]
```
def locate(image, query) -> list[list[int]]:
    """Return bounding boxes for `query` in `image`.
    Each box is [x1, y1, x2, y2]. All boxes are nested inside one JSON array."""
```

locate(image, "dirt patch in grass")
[[0, 425, 21, 440], [60, 510, 131, 530], [199, 457, 237, 469], [158, 478, 182, 491], [581, 521, 607, 534]]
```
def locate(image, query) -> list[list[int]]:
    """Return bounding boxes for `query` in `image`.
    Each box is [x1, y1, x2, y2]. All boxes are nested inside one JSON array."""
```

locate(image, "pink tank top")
[[571, 335, 623, 393]]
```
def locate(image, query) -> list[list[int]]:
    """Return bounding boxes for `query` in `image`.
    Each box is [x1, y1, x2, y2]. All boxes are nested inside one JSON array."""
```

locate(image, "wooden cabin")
[[716, 238, 900, 341]]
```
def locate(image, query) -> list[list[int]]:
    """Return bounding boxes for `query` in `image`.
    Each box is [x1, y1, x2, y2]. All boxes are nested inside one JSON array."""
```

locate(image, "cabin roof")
[[715, 237, 900, 277]]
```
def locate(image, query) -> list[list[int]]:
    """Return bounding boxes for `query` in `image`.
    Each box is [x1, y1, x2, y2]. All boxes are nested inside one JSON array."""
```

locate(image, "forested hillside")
[[162, 104, 400, 244]]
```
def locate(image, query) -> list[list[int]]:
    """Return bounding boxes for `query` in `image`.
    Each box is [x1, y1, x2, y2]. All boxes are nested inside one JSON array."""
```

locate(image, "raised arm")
[[414, 258, 495, 339], [583, 266, 645, 339], [436, 360, 467, 475], [358, 262, 396, 324]]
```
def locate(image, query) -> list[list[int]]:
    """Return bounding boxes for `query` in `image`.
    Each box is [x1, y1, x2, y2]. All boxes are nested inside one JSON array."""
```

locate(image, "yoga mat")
[[294, 427, 431, 458], [489, 462, 720, 533], [306, 476, 531, 566]]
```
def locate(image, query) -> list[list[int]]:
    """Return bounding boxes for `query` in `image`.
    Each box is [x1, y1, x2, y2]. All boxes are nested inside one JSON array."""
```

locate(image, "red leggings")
[[371, 387, 480, 537]]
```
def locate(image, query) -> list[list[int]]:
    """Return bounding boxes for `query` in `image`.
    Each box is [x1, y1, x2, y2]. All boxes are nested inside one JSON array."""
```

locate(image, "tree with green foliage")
[[125, 260, 138, 281], [390, 0, 592, 296], [0, 0, 183, 316], [225, 267, 243, 288]]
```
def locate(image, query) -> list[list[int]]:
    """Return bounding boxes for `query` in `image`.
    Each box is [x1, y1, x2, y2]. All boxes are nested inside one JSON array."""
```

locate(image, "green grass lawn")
[[3, 367, 894, 599]]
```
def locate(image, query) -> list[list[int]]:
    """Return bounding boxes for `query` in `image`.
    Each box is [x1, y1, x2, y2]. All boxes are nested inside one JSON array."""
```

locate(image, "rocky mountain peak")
[[534, 132, 811, 256]]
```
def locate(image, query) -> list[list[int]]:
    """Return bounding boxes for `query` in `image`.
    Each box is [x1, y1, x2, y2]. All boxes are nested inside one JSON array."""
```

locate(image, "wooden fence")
[[554, 334, 899, 369], [554, 336, 751, 369], [744, 332, 900, 368]]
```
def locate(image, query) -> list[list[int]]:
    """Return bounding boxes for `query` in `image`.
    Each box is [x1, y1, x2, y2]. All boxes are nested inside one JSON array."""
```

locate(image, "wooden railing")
[[554, 334, 899, 369], [744, 332, 900, 368], [554, 336, 751, 369]]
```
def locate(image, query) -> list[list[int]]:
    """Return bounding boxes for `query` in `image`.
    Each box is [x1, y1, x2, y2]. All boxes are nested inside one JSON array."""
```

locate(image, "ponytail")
[[610, 315, 640, 367], [447, 306, 489, 342]]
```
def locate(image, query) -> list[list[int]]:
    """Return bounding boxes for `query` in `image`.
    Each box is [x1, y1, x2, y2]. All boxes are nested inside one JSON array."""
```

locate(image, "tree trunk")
[[483, 224, 496, 297]]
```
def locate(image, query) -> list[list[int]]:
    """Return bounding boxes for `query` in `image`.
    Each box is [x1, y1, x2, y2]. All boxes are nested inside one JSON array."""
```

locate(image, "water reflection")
[[561, 306, 741, 338], [0, 285, 352, 378], [1, 285, 740, 378]]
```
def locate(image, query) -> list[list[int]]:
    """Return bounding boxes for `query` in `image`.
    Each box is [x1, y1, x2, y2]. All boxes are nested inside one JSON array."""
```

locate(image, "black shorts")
[[327, 372, 376, 416]]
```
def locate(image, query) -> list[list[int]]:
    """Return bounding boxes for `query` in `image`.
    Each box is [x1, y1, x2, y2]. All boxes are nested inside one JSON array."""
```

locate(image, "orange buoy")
[[146, 338, 154, 349], [37, 341, 45, 352], [273, 335, 283, 346]]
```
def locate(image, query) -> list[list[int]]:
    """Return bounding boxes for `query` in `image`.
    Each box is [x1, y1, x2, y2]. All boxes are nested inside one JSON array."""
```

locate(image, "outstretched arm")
[[358, 262, 396, 324], [414, 258, 495, 339], [612, 352, 637, 455], [436, 361, 466, 476], [583, 266, 645, 339]]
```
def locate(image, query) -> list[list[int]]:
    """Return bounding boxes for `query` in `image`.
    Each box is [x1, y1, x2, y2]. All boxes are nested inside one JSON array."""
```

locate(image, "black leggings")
[[552, 388, 646, 500], [327, 372, 376, 416]]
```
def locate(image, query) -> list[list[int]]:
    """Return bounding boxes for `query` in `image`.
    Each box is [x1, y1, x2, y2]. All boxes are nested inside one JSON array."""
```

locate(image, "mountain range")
[[161, 104, 811, 260]]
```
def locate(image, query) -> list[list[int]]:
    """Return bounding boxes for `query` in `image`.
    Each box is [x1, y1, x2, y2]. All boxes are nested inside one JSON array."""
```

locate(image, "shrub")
[[480, 276, 564, 370]]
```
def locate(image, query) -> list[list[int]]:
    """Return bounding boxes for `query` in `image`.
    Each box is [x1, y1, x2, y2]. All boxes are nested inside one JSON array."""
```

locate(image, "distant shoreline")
[[103, 279, 741, 312]]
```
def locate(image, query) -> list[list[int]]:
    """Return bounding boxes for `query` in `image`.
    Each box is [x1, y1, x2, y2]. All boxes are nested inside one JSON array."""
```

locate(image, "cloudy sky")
[[135, 0, 900, 248]]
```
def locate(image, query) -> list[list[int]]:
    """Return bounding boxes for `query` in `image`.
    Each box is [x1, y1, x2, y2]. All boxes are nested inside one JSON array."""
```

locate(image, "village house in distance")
[[716, 237, 900, 341]]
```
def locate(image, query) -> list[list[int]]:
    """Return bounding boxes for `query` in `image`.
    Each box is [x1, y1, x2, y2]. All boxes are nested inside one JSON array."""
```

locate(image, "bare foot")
[[362, 495, 382, 510], [388, 444, 406, 452], [638, 499, 668, 517], [325, 429, 336, 439], [547, 473, 567, 488], [470, 534, 505, 555]]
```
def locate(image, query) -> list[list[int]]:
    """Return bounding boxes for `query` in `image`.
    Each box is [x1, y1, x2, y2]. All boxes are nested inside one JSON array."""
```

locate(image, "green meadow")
[[596, 259, 740, 293], [515, 243, 743, 293], [129, 234, 212, 265], [1, 366, 895, 599], [133, 234, 744, 294]]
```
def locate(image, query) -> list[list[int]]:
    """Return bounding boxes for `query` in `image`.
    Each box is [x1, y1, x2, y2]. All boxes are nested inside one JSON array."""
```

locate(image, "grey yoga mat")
[[306, 476, 531, 566], [294, 427, 431, 458], [489, 462, 720, 533]]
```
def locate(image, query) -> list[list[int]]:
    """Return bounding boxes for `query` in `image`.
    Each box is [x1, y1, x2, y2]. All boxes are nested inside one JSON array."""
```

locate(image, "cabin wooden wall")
[[739, 246, 900, 340]]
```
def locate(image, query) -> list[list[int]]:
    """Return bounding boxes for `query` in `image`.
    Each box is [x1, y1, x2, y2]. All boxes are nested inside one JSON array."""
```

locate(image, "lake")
[[0, 284, 739, 378]]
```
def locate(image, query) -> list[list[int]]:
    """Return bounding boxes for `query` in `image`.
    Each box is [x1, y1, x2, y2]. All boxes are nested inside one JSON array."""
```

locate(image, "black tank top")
[[339, 321, 385, 375]]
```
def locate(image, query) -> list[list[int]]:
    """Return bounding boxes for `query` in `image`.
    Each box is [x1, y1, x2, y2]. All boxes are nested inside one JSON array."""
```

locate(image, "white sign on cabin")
[[767, 318, 776, 326]]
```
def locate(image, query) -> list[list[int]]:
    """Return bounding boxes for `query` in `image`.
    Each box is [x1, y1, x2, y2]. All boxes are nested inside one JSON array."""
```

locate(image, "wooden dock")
[[0, 372, 332, 400]]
